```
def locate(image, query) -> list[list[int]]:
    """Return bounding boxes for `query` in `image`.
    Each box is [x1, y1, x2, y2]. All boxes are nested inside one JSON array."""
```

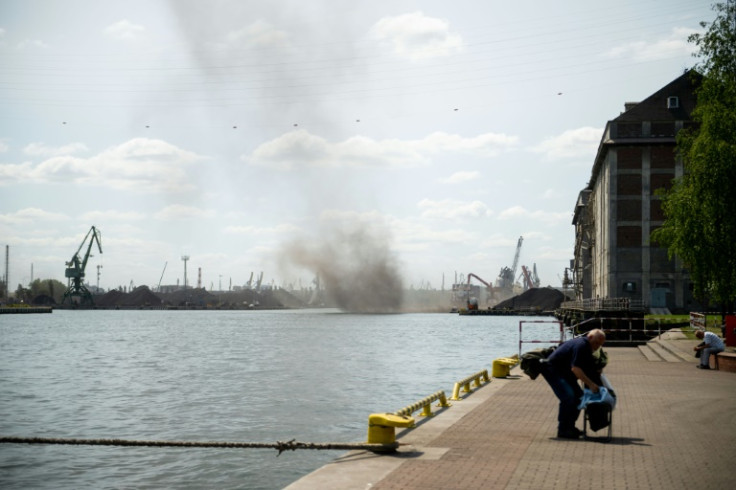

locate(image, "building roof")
[[584, 70, 702, 191], [614, 69, 701, 122]]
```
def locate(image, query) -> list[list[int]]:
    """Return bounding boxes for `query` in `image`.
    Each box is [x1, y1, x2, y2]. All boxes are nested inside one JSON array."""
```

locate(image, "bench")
[[714, 352, 736, 372]]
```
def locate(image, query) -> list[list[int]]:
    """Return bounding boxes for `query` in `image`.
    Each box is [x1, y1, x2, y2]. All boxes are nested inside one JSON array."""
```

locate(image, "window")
[[667, 96, 679, 109]]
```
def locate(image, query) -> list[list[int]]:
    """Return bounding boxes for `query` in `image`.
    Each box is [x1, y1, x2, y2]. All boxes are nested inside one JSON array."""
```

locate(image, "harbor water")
[[0, 309, 564, 489]]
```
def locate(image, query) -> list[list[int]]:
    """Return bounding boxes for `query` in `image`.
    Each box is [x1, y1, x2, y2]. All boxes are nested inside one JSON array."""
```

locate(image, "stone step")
[[646, 342, 682, 362], [638, 344, 664, 361], [652, 340, 695, 362]]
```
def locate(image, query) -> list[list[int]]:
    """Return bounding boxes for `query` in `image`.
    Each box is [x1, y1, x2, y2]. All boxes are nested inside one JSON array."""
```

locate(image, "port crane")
[[465, 273, 495, 309], [62, 226, 102, 305], [520, 264, 540, 291], [497, 236, 523, 291]]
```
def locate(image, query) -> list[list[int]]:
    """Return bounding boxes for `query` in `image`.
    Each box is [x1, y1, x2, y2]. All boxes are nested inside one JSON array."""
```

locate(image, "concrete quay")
[[287, 331, 736, 489]]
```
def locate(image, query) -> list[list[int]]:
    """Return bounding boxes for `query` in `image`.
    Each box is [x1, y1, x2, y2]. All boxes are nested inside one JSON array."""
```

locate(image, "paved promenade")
[[287, 332, 736, 489]]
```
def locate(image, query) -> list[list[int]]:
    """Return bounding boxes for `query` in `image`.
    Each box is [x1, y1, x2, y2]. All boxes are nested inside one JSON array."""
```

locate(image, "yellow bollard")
[[367, 413, 415, 447], [492, 357, 518, 378]]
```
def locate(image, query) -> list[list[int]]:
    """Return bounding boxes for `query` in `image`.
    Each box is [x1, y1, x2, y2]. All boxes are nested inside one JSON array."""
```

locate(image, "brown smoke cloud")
[[280, 222, 404, 313]]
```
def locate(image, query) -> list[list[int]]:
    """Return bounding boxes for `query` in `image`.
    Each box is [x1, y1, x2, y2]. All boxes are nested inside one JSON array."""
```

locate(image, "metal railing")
[[394, 390, 450, 419], [570, 317, 668, 343], [518, 320, 566, 357], [559, 297, 646, 312], [450, 370, 491, 401]]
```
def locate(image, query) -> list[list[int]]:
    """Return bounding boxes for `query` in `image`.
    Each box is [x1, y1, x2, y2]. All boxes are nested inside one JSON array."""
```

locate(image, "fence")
[[559, 297, 646, 312], [394, 390, 450, 418], [450, 370, 490, 401], [518, 320, 566, 357]]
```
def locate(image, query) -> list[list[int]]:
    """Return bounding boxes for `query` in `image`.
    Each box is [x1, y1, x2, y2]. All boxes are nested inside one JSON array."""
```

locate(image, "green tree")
[[29, 278, 67, 304], [653, 1, 736, 313]]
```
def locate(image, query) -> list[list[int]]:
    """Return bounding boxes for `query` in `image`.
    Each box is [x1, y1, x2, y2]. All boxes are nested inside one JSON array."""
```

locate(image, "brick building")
[[572, 71, 701, 313]]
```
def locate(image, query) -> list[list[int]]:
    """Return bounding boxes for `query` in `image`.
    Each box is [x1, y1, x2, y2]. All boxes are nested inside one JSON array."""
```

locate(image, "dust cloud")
[[280, 223, 404, 313]]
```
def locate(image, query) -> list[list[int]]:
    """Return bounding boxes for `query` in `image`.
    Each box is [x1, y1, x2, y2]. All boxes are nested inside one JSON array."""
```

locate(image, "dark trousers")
[[541, 362, 583, 432]]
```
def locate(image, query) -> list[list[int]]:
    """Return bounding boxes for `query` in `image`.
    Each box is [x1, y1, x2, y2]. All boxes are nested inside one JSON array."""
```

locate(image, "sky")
[[0, 0, 718, 295]]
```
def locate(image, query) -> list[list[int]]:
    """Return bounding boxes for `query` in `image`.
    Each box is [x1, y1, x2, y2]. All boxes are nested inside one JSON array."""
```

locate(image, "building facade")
[[572, 71, 701, 313]]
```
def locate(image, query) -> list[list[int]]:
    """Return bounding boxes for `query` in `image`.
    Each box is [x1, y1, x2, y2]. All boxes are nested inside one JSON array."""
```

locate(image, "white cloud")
[[531, 127, 601, 161], [246, 129, 517, 170], [418, 199, 492, 220], [0, 207, 69, 224], [422, 131, 518, 156], [79, 210, 147, 222], [0, 138, 204, 192], [371, 11, 463, 61], [535, 246, 574, 261], [154, 205, 215, 220], [606, 27, 698, 62], [498, 205, 570, 225], [104, 19, 145, 41], [17, 39, 48, 49], [541, 189, 562, 199], [24, 142, 89, 157], [439, 171, 479, 184], [219, 20, 289, 49], [392, 218, 475, 248], [223, 223, 301, 235]]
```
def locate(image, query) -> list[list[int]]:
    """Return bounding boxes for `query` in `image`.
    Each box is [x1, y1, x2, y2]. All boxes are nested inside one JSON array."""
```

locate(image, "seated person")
[[694, 330, 725, 369]]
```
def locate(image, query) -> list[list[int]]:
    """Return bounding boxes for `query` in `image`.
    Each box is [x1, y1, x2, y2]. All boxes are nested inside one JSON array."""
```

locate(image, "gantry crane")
[[62, 226, 102, 305]]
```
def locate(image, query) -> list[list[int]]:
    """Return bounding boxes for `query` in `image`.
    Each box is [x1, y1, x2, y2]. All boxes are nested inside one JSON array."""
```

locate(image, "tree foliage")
[[653, 1, 736, 311]]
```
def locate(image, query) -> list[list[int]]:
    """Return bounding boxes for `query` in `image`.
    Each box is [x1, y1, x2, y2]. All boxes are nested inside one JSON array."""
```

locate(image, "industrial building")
[[571, 71, 701, 313]]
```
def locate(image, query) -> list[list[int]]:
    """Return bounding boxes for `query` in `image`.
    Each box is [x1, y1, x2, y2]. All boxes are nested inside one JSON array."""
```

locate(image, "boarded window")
[[617, 174, 641, 196], [651, 122, 675, 137], [651, 173, 675, 193], [650, 199, 665, 221], [651, 147, 675, 169], [650, 248, 675, 271], [650, 225, 662, 247], [617, 122, 641, 137], [617, 200, 641, 221], [617, 226, 641, 247], [617, 147, 642, 169]]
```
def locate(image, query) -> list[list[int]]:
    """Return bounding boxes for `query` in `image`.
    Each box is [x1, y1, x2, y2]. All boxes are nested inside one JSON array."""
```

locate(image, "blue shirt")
[[547, 336, 596, 375], [704, 331, 725, 351]]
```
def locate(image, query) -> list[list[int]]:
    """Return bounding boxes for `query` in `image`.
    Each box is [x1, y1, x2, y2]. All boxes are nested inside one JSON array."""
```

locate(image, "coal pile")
[[158, 288, 217, 307], [94, 286, 163, 307], [494, 287, 569, 311], [95, 289, 127, 307], [119, 286, 162, 307]]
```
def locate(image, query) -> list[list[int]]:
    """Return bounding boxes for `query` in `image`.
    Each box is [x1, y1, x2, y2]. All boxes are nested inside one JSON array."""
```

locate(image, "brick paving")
[[287, 334, 736, 490]]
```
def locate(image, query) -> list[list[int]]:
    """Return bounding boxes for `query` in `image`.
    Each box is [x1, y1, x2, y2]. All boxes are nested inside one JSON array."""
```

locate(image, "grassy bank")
[[645, 314, 723, 339]]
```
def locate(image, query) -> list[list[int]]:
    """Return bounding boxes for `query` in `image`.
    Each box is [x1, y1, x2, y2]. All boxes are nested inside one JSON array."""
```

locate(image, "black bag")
[[586, 402, 612, 431], [695, 341, 705, 358]]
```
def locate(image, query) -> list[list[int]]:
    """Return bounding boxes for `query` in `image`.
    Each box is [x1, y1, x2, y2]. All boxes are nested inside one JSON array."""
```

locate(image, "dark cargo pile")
[[121, 286, 162, 307], [494, 287, 569, 311], [95, 289, 128, 307], [158, 288, 217, 307], [94, 286, 161, 307]]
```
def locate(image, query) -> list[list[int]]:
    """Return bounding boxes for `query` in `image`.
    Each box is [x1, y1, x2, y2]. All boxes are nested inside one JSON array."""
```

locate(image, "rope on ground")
[[0, 436, 399, 456]]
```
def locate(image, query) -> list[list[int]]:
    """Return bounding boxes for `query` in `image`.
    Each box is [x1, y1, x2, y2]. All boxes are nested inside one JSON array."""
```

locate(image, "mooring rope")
[[0, 436, 399, 455]]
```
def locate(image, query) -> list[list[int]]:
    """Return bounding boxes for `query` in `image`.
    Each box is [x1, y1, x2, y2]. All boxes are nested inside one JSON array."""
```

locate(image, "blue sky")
[[0, 0, 716, 293]]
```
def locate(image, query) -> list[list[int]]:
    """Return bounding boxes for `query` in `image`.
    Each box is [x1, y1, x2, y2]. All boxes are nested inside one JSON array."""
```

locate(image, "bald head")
[[587, 329, 606, 351]]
